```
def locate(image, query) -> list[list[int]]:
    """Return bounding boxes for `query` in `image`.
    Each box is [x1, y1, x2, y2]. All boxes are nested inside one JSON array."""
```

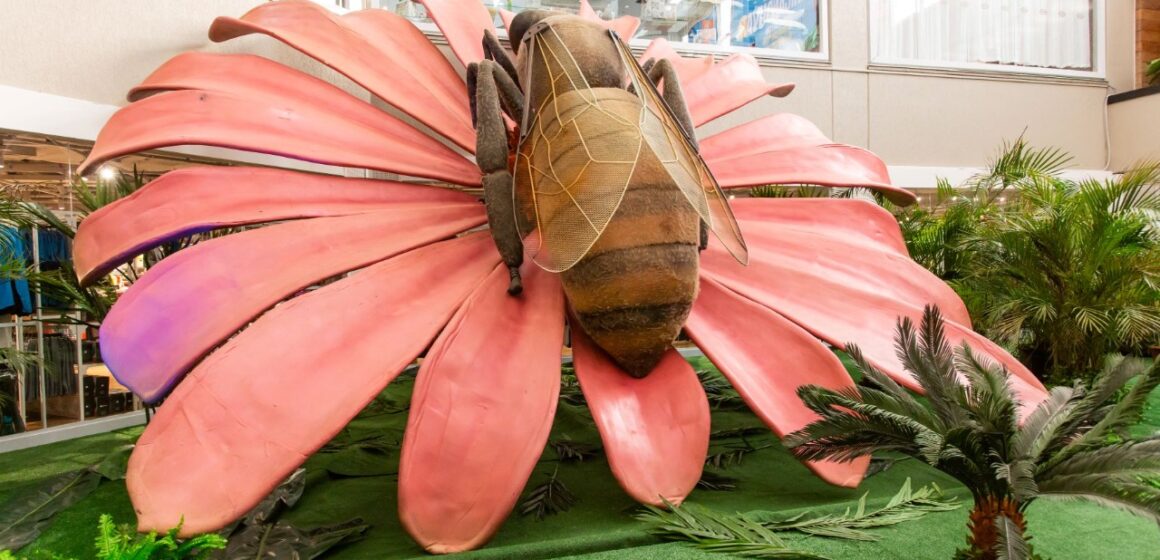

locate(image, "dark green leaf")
[[243, 469, 306, 526], [0, 469, 103, 549], [696, 471, 739, 491], [91, 445, 135, 481], [213, 518, 368, 560]]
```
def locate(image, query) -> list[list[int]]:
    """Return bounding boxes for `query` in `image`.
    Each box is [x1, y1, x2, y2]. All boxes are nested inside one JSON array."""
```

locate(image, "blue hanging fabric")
[[22, 228, 73, 310], [0, 227, 32, 315]]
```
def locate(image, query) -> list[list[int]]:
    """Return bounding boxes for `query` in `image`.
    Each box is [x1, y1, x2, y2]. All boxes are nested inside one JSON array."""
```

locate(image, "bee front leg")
[[472, 60, 526, 295], [645, 58, 710, 250], [483, 30, 520, 87], [645, 59, 697, 148]]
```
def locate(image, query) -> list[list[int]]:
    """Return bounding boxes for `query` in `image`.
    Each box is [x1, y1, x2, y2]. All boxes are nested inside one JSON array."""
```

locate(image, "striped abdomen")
[[562, 153, 700, 377]]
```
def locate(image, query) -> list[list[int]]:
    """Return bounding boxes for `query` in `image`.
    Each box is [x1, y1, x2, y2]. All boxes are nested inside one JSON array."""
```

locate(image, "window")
[[869, 0, 1102, 77], [377, 1, 826, 60]]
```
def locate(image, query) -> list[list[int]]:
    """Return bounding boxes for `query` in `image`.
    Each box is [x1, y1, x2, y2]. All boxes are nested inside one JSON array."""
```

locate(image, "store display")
[[72, 0, 1048, 553]]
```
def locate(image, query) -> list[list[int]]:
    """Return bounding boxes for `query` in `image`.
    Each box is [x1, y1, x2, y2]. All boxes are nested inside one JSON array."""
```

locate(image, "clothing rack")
[[0, 223, 90, 431]]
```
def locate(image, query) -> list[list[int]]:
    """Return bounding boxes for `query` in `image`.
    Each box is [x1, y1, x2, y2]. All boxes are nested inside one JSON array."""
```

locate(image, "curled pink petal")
[[207, 1, 474, 151], [687, 278, 869, 487], [415, 0, 495, 68], [700, 239, 1048, 410], [700, 113, 832, 161], [75, 166, 475, 285], [399, 264, 565, 554], [699, 114, 914, 205], [572, 327, 709, 505], [102, 204, 486, 403], [128, 234, 501, 536], [78, 89, 480, 185], [684, 54, 794, 127], [706, 142, 916, 206]]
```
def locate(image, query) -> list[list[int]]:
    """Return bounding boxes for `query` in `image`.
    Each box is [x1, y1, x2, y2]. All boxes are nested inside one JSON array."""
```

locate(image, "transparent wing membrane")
[[611, 34, 749, 266]]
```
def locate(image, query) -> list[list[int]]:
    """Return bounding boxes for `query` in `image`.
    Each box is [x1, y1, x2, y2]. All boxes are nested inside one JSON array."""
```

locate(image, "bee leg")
[[645, 59, 710, 250], [473, 60, 527, 295], [646, 59, 697, 148], [483, 30, 520, 87]]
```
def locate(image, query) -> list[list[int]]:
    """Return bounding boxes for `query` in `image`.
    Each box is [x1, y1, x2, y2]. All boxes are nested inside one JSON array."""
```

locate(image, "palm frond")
[[519, 467, 576, 520], [551, 439, 601, 463], [1012, 386, 1076, 462], [786, 385, 935, 463], [994, 515, 1031, 560], [697, 471, 739, 491], [753, 479, 959, 541], [894, 308, 968, 426], [637, 500, 830, 559], [1066, 360, 1160, 452]]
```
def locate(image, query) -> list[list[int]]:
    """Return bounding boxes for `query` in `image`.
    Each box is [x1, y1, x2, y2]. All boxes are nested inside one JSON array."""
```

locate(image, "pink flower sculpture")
[[74, 0, 1048, 553]]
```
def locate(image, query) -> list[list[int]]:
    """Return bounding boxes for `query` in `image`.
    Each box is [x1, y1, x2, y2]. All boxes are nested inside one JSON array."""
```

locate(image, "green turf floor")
[[2, 357, 1159, 559]]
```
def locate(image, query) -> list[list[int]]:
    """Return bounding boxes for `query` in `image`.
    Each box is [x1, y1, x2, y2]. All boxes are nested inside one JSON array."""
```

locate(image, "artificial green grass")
[[2, 358, 1159, 559]]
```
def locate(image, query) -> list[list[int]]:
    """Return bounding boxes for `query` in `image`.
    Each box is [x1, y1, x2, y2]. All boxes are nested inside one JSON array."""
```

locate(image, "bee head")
[[508, 9, 555, 55], [515, 14, 626, 94]]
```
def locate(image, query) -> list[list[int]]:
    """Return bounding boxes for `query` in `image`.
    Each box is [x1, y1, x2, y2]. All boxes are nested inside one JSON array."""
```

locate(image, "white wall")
[[0, 0, 1136, 183]]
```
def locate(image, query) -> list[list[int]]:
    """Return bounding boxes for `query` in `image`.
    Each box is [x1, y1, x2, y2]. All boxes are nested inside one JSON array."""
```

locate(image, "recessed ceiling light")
[[98, 166, 117, 181]]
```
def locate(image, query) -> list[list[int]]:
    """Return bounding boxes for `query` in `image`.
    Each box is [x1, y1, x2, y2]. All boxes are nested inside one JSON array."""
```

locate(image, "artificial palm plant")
[[786, 306, 1160, 560], [897, 138, 1072, 283], [958, 166, 1160, 382]]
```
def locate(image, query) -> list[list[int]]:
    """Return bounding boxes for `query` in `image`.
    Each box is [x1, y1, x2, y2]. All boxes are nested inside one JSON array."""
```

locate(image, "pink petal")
[[571, 327, 709, 505], [414, 0, 496, 69], [128, 234, 500, 536], [699, 115, 914, 206], [706, 142, 916, 206], [700, 239, 1048, 409], [498, 8, 516, 32], [579, 0, 598, 18], [75, 166, 475, 284], [102, 204, 486, 403], [687, 278, 869, 487], [576, 0, 640, 40], [639, 39, 713, 83], [92, 43, 472, 177], [399, 264, 565, 553], [605, 16, 642, 42], [207, 1, 474, 151], [733, 217, 969, 327], [77, 89, 480, 186], [684, 54, 794, 127], [700, 113, 832, 161], [730, 197, 909, 257]]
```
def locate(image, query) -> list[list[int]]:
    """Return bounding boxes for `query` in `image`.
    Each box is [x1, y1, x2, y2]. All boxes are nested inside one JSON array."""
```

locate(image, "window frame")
[[405, 1, 832, 64], [867, 0, 1106, 80]]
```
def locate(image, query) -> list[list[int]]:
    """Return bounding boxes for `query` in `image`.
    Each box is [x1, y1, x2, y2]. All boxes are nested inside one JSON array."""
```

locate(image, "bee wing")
[[513, 25, 640, 273], [612, 34, 750, 266]]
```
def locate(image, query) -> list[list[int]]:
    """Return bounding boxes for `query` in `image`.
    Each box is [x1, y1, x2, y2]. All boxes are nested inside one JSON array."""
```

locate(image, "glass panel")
[[379, 0, 823, 55], [870, 0, 1095, 72]]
